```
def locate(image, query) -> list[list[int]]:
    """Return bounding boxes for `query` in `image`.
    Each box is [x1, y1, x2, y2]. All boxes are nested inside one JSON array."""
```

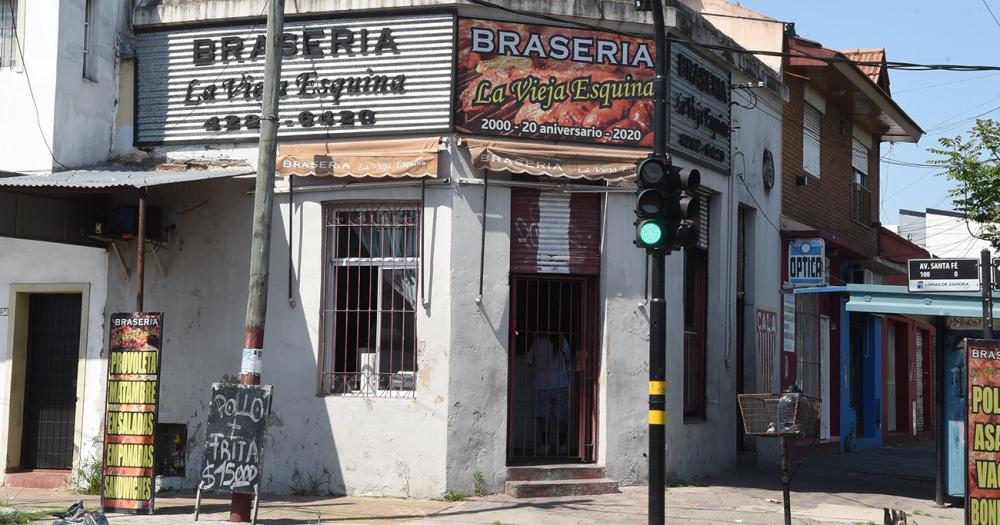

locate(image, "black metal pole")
[[780, 436, 791, 525], [934, 316, 946, 506], [135, 188, 147, 312], [648, 3, 669, 525], [983, 249, 994, 339]]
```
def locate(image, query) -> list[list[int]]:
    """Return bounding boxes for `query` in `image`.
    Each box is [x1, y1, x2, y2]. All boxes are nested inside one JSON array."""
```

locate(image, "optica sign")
[[788, 239, 826, 287]]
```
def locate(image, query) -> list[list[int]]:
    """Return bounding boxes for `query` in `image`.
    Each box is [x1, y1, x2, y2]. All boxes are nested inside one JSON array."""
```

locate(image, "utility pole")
[[231, 0, 285, 521], [983, 249, 994, 340]]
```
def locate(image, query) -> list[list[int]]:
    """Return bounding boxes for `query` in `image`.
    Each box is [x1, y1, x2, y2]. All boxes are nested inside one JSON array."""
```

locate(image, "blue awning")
[[793, 284, 1000, 318]]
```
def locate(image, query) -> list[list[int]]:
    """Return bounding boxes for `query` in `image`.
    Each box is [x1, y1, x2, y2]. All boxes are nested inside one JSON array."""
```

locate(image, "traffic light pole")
[[648, 2, 668, 525]]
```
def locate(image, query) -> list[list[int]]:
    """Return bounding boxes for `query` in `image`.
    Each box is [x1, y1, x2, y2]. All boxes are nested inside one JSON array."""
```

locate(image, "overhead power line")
[[464, 0, 1000, 72], [983, 0, 1000, 29]]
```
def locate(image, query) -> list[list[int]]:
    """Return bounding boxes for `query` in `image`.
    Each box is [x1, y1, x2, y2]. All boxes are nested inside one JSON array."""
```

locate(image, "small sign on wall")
[[0, 307, 7, 316], [788, 239, 826, 287]]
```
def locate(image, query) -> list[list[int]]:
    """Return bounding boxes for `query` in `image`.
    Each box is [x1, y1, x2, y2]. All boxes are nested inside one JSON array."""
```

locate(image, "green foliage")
[[290, 467, 333, 497], [0, 502, 61, 525], [930, 119, 1000, 249], [473, 471, 489, 497], [443, 490, 467, 502], [668, 479, 691, 487], [72, 456, 103, 495]]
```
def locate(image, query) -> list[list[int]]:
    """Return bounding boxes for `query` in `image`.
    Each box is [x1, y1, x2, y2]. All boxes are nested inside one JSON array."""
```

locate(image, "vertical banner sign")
[[968, 339, 1000, 524], [200, 384, 273, 494], [101, 313, 163, 514]]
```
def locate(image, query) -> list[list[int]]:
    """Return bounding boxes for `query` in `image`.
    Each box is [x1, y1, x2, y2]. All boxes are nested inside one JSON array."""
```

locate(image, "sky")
[[731, 0, 1000, 226]]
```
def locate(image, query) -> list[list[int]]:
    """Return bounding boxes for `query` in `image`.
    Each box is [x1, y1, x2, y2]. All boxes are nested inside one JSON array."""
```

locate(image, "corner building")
[[0, 0, 786, 497]]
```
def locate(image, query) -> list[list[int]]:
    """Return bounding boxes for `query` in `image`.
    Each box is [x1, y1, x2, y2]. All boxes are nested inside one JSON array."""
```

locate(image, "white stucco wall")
[[0, 237, 109, 481], [0, 0, 123, 171], [923, 211, 991, 259], [0, 0, 61, 172], [100, 169, 453, 497], [52, 0, 123, 167]]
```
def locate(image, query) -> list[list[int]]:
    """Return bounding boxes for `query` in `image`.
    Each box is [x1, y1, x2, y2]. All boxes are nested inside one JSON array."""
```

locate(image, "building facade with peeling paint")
[[0, 0, 787, 498]]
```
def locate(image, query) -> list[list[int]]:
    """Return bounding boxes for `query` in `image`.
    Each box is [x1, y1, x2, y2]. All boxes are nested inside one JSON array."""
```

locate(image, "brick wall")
[[781, 76, 880, 257]]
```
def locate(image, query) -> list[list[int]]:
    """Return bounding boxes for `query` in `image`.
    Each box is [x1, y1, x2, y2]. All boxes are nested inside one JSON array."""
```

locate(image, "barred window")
[[1, 0, 17, 70], [83, 0, 97, 80], [321, 205, 419, 397]]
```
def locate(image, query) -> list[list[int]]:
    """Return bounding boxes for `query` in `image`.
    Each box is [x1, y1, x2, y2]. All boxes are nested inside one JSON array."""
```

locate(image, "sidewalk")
[[0, 442, 963, 524]]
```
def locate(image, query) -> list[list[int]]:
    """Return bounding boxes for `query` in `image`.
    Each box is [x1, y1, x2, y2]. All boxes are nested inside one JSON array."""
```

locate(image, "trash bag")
[[50, 500, 110, 525], [51, 512, 109, 525]]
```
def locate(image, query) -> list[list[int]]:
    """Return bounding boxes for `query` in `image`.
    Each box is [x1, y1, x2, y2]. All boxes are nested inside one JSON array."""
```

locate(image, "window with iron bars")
[[321, 204, 419, 397], [852, 138, 872, 226], [0, 0, 18, 70]]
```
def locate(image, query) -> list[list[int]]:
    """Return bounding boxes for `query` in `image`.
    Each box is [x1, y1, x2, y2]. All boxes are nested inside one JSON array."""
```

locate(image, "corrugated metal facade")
[[135, 13, 455, 144], [510, 190, 601, 275]]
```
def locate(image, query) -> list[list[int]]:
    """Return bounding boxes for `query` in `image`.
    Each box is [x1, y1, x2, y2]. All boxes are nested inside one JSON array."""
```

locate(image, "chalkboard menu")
[[101, 312, 163, 514], [200, 383, 273, 494]]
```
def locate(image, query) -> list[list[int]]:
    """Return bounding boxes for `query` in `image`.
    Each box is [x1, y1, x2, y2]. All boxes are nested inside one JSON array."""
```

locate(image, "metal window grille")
[[795, 294, 821, 398], [852, 138, 871, 224], [683, 246, 709, 419], [321, 205, 420, 397], [0, 0, 16, 70], [802, 103, 822, 177], [82, 0, 95, 79]]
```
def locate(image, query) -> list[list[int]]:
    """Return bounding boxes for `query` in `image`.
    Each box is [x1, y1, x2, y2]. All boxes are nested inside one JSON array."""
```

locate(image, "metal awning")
[[793, 283, 1000, 318], [0, 168, 253, 189], [464, 138, 647, 181]]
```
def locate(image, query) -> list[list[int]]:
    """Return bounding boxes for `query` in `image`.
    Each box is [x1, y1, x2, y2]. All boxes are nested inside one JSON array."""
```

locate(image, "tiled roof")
[[841, 48, 886, 87]]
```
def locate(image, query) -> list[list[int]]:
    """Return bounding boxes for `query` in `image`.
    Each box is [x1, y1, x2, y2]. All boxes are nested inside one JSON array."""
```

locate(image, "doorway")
[[507, 275, 596, 464], [20, 294, 82, 469]]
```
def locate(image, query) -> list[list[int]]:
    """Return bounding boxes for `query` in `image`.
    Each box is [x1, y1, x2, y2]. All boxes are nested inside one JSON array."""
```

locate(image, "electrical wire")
[[7, 0, 65, 169], [465, 0, 1000, 72], [7, 1, 270, 174], [983, 0, 1000, 30], [893, 72, 1000, 95]]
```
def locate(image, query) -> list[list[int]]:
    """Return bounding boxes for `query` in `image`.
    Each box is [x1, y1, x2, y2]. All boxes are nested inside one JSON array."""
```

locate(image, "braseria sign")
[[454, 18, 731, 172], [135, 13, 455, 144], [101, 313, 163, 514]]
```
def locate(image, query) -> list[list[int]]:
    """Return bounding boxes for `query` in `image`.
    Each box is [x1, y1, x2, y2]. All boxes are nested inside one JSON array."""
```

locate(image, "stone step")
[[505, 478, 619, 498], [4, 469, 72, 489], [506, 464, 606, 481]]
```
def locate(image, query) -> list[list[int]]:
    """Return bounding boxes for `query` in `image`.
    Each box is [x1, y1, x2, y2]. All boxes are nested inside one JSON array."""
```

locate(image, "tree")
[[930, 118, 1000, 249]]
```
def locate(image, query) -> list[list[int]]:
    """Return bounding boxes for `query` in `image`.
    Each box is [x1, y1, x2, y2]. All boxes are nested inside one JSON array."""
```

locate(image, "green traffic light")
[[639, 221, 663, 245]]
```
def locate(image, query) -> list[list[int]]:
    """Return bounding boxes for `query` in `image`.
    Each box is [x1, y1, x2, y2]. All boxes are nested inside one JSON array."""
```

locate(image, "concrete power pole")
[[231, 0, 285, 521]]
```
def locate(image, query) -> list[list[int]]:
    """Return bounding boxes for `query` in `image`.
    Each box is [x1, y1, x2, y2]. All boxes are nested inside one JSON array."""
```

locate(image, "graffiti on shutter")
[[510, 189, 601, 274]]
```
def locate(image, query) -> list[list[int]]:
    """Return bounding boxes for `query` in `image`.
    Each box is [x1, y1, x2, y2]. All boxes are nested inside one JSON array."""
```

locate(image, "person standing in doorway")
[[527, 335, 571, 455]]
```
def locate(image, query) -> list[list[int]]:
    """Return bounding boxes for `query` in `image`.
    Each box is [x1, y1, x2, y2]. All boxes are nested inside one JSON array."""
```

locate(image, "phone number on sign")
[[202, 109, 377, 132], [479, 118, 643, 142]]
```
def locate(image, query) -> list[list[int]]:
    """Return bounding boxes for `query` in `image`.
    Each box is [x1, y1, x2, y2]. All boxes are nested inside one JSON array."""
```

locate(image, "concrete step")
[[506, 464, 606, 482], [505, 478, 619, 498], [4, 469, 71, 489]]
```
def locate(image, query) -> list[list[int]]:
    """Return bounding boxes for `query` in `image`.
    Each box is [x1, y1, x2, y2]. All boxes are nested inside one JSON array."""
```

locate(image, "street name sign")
[[907, 258, 980, 292]]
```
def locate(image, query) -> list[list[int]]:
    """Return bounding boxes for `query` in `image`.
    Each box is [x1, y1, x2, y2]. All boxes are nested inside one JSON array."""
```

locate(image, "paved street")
[[0, 442, 962, 524]]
